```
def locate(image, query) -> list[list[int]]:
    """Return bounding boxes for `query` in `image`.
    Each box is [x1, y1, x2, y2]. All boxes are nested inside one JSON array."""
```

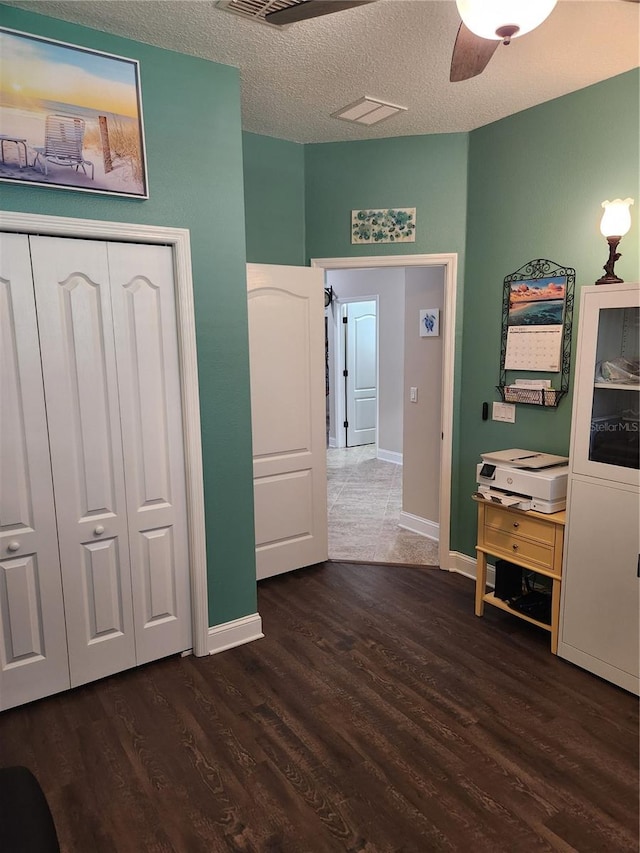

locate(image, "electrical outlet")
[[410, 387, 418, 403], [492, 402, 516, 423]]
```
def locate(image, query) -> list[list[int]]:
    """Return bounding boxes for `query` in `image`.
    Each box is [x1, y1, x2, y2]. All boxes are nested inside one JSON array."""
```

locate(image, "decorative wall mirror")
[[497, 258, 575, 407]]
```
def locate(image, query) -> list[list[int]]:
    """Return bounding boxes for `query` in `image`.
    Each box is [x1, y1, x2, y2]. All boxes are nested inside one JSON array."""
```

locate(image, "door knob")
[[94, 525, 105, 536], [7, 541, 20, 552]]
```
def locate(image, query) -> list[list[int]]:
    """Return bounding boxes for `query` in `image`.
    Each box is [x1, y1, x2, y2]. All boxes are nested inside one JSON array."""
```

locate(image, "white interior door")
[[247, 263, 328, 580], [0, 234, 70, 710], [345, 300, 377, 447], [30, 236, 137, 687], [108, 242, 192, 663]]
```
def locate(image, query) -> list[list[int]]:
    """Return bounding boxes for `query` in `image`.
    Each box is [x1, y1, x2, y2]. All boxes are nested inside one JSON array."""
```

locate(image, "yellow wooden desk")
[[473, 496, 566, 654]]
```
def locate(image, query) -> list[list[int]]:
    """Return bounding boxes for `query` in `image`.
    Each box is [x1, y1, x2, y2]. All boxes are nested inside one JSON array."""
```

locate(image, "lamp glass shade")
[[599, 198, 634, 238], [456, 0, 557, 40]]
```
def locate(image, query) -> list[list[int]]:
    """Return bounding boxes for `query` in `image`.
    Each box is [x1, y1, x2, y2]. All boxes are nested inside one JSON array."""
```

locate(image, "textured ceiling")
[[5, 0, 639, 143]]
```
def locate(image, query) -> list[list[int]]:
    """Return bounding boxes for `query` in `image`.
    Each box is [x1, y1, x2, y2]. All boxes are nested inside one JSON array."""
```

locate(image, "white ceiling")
[[6, 0, 640, 143]]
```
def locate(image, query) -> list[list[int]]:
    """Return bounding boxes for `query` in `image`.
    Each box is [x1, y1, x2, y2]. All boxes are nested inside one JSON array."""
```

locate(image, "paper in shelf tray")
[[473, 488, 532, 511], [504, 385, 558, 406]]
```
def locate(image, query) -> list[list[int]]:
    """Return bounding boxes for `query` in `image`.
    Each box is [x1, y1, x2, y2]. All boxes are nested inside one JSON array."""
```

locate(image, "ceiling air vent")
[[216, 0, 306, 26], [331, 97, 407, 127]]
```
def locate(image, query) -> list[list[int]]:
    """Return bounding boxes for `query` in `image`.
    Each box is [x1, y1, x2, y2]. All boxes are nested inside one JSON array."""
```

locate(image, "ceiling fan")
[[450, 0, 639, 83]]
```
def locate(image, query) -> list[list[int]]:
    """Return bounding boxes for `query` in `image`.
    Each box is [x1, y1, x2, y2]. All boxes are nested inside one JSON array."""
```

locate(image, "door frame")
[[0, 210, 209, 656], [312, 253, 457, 570], [332, 295, 379, 449]]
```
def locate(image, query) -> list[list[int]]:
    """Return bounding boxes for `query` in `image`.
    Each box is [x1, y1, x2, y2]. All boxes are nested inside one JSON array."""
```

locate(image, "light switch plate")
[[492, 402, 516, 423], [410, 387, 418, 403]]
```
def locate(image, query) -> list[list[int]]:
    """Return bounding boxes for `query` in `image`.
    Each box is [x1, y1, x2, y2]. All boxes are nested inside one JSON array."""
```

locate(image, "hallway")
[[327, 446, 440, 565]]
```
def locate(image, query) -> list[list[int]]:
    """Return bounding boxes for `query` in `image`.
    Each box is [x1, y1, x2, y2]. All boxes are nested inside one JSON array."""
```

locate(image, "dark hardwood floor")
[[1, 562, 637, 852]]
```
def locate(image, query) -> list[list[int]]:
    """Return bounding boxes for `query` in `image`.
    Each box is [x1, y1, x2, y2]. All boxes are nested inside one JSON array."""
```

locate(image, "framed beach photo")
[[0, 27, 148, 198]]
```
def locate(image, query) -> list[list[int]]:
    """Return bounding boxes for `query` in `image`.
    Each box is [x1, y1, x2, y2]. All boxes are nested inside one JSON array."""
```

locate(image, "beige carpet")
[[327, 445, 440, 565]]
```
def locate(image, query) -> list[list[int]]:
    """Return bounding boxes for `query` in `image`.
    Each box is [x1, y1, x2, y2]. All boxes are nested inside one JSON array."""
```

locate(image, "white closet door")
[[108, 242, 192, 662], [30, 236, 136, 687], [0, 233, 70, 710]]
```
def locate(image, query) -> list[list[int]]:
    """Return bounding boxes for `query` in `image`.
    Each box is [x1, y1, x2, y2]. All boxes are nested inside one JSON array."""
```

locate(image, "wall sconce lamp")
[[324, 286, 334, 308], [596, 198, 634, 285]]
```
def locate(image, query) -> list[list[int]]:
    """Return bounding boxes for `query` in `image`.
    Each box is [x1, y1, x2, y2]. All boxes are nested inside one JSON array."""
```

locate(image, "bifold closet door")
[[107, 242, 191, 665], [30, 236, 137, 687], [30, 236, 192, 687], [0, 234, 70, 710]]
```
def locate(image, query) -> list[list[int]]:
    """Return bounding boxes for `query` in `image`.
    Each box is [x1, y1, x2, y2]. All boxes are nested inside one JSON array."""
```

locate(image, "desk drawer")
[[483, 527, 554, 570], [484, 505, 555, 545]]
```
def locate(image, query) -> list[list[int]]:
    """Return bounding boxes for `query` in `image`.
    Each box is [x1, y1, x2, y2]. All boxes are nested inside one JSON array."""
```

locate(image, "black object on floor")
[[508, 590, 552, 625], [494, 559, 523, 601], [0, 766, 60, 852]]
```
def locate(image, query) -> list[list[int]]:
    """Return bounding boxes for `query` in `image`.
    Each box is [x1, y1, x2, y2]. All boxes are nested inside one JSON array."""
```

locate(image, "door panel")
[[0, 233, 70, 710], [253, 470, 313, 544], [30, 236, 136, 687], [82, 538, 127, 637], [2, 557, 45, 659], [108, 242, 191, 662], [346, 301, 377, 447], [561, 478, 639, 679], [248, 264, 328, 580], [139, 526, 177, 626]]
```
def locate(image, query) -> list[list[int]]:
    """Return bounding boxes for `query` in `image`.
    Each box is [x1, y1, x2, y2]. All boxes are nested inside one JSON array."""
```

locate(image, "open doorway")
[[315, 254, 458, 570]]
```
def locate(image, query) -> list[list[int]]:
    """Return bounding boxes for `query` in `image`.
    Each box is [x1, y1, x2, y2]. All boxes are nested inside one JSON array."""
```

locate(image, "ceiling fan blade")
[[450, 22, 500, 82], [265, 0, 375, 26]]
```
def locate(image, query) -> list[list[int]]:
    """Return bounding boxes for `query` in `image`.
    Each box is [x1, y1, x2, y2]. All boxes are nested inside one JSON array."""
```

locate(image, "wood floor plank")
[[1, 562, 637, 852]]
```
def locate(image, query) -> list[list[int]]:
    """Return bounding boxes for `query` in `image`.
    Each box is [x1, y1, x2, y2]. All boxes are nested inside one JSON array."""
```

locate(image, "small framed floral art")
[[351, 208, 416, 244]]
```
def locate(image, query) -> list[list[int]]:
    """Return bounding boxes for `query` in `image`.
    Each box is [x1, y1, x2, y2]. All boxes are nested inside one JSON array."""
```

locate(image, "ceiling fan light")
[[455, 0, 557, 42]]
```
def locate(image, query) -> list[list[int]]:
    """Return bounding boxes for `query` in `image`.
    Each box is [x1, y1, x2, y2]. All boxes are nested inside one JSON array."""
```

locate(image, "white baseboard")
[[377, 448, 402, 465], [208, 612, 264, 655], [398, 511, 438, 540], [327, 436, 338, 448], [448, 551, 495, 587]]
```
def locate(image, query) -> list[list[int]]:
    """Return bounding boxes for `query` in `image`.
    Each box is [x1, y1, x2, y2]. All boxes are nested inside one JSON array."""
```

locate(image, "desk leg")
[[475, 550, 487, 616], [550, 578, 561, 655]]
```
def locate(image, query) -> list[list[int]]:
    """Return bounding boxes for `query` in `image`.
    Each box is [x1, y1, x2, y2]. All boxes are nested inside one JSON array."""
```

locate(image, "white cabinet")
[[0, 234, 192, 710], [558, 282, 639, 694]]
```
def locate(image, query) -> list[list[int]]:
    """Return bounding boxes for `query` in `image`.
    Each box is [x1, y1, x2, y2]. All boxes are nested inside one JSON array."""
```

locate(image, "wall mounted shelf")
[[497, 259, 575, 408]]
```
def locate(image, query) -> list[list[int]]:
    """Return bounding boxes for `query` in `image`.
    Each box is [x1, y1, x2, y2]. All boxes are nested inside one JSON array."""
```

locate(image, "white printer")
[[475, 449, 569, 513]]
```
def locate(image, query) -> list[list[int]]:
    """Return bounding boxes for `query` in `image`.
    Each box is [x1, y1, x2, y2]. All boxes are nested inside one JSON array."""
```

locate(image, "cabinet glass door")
[[589, 305, 639, 469], [572, 285, 639, 486]]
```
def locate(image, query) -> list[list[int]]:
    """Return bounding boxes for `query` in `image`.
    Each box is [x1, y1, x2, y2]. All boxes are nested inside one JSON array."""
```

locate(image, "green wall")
[[459, 69, 640, 557], [242, 132, 305, 265], [0, 5, 257, 626], [304, 134, 469, 263]]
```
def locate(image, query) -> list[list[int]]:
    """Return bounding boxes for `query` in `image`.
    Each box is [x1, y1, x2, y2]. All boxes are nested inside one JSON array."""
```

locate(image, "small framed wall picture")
[[419, 309, 439, 337]]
